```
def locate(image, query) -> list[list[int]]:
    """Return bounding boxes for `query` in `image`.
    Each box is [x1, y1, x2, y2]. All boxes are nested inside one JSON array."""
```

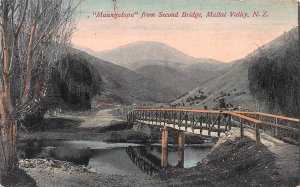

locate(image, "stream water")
[[18, 140, 211, 176]]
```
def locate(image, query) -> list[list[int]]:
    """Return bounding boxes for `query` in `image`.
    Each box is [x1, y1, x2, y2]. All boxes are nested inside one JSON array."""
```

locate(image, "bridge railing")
[[234, 111, 299, 143], [128, 108, 300, 145], [134, 108, 233, 137]]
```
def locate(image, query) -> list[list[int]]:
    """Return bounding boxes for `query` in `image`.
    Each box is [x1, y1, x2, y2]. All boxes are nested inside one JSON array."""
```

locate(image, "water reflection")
[[126, 146, 162, 175], [177, 147, 184, 168], [126, 145, 196, 176], [19, 140, 92, 165], [19, 140, 210, 176]]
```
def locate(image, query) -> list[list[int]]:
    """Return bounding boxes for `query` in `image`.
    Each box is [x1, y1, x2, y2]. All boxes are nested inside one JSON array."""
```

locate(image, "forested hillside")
[[248, 28, 298, 117]]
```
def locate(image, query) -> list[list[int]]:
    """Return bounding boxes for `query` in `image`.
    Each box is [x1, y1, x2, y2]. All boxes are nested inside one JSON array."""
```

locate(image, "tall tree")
[[0, 0, 78, 174]]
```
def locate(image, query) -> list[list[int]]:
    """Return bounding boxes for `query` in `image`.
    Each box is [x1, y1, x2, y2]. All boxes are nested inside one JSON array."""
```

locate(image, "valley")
[[0, 1, 298, 186], [14, 28, 298, 187]]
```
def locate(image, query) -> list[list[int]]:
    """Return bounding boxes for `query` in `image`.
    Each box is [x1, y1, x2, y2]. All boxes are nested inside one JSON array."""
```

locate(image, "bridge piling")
[[161, 126, 168, 168], [178, 131, 185, 167]]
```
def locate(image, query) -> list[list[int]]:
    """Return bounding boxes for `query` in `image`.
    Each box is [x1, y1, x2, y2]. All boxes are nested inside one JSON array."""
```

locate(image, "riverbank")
[[12, 158, 165, 187], [19, 107, 208, 144], [14, 107, 299, 186], [19, 107, 153, 143], [16, 128, 297, 187], [159, 128, 299, 186]]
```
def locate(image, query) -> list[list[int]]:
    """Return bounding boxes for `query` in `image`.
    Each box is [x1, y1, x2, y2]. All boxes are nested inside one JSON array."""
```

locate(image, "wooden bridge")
[[127, 108, 299, 168]]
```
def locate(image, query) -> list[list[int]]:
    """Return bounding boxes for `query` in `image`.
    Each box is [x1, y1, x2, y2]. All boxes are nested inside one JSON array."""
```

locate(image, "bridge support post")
[[255, 123, 261, 147], [228, 114, 232, 130], [177, 131, 185, 168], [275, 118, 278, 137], [240, 119, 244, 138], [217, 114, 221, 137], [161, 126, 168, 168]]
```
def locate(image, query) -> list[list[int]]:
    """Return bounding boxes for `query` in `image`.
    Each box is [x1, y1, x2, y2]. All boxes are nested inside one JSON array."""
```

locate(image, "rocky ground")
[[8, 106, 299, 187], [11, 159, 165, 187]]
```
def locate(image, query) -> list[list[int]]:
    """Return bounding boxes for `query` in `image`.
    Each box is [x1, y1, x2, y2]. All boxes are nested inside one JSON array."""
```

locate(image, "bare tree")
[[0, 0, 78, 174]]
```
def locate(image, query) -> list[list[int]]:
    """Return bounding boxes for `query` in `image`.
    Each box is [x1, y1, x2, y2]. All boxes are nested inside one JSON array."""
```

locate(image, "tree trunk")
[[0, 51, 18, 172], [0, 101, 17, 174], [0, 19, 18, 173], [21, 23, 37, 105]]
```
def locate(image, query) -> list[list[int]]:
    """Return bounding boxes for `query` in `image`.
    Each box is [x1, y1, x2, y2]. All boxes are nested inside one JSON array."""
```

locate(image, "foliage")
[[186, 95, 207, 103], [248, 31, 299, 117]]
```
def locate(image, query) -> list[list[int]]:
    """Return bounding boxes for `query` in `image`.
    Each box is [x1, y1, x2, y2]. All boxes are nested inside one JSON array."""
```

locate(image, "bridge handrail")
[[235, 111, 299, 122], [134, 107, 299, 132], [136, 108, 299, 122], [228, 112, 261, 124], [259, 120, 299, 132], [135, 107, 222, 114]]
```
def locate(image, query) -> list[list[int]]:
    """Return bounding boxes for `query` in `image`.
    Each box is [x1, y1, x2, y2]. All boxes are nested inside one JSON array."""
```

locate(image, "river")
[[18, 140, 211, 176]]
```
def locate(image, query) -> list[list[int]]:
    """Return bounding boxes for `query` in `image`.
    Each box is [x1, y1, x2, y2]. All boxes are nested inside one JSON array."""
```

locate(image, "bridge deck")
[[137, 119, 225, 137]]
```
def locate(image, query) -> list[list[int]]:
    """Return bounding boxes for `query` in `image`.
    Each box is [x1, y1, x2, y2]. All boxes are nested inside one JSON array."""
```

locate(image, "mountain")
[[69, 48, 181, 104], [75, 41, 228, 92], [171, 28, 298, 116], [92, 41, 220, 69]]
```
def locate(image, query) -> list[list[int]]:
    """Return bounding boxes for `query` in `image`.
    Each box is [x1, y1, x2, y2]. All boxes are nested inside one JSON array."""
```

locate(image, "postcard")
[[0, 0, 299, 186]]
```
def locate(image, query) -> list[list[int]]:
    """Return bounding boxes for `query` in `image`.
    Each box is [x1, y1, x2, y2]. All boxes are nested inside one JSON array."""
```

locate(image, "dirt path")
[[237, 128, 299, 181], [79, 108, 125, 128]]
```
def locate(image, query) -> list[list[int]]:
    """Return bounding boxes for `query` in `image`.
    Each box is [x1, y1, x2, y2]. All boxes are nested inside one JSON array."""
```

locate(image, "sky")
[[72, 0, 298, 62]]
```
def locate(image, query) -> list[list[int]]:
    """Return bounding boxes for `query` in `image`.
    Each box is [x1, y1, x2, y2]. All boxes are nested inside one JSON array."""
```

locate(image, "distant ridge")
[[75, 41, 228, 92], [70, 47, 181, 104]]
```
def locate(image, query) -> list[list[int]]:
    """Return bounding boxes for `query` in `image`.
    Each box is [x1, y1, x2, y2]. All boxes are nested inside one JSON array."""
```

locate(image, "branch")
[[15, 0, 29, 35]]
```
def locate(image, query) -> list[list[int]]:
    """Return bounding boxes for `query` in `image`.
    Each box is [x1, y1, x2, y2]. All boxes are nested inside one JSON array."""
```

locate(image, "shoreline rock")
[[19, 159, 94, 174]]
